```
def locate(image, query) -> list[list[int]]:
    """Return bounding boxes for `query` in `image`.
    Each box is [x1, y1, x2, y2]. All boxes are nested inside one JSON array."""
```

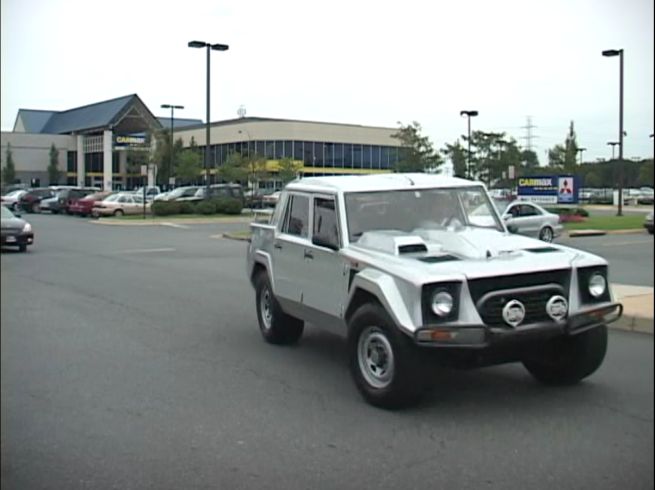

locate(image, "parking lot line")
[[116, 248, 176, 254]]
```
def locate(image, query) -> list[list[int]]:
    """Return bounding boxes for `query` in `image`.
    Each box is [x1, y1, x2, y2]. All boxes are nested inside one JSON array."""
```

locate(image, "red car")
[[69, 191, 113, 217]]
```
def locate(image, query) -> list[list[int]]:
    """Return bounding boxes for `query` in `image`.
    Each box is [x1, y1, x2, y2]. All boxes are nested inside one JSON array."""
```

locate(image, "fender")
[[347, 268, 418, 336], [251, 250, 275, 291]]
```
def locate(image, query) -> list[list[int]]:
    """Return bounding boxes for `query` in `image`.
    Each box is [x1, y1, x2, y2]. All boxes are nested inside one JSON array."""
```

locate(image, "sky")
[[1, 0, 653, 164]]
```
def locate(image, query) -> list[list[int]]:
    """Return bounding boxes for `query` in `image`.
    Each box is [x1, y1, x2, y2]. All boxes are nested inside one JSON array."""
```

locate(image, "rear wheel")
[[255, 272, 304, 344], [113, 209, 124, 217], [348, 303, 426, 409], [539, 226, 554, 242], [523, 325, 608, 385]]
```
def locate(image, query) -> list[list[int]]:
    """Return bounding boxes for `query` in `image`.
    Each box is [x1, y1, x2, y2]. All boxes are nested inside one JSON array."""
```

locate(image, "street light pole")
[[576, 147, 586, 165], [607, 141, 619, 160], [189, 40, 229, 194], [460, 110, 478, 179], [602, 48, 624, 216], [161, 104, 184, 191]]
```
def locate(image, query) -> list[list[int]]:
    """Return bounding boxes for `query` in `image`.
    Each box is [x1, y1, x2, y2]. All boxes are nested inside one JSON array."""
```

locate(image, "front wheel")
[[348, 303, 426, 409], [113, 209, 124, 217], [523, 325, 608, 385], [255, 273, 304, 344], [539, 226, 554, 242]]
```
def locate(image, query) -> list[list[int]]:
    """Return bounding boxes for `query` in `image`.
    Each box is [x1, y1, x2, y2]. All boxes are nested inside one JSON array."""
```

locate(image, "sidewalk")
[[612, 283, 654, 334]]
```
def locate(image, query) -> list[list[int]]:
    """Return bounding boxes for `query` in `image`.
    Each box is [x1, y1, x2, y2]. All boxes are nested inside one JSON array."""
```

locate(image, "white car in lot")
[[495, 200, 563, 242], [247, 173, 622, 408]]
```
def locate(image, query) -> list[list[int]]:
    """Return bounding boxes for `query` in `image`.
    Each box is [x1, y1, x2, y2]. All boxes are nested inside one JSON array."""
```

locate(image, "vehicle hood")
[[1, 216, 26, 231], [346, 227, 603, 282]]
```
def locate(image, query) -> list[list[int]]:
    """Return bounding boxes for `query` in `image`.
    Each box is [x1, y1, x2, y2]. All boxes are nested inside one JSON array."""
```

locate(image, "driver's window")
[[282, 194, 309, 238], [313, 197, 339, 246]]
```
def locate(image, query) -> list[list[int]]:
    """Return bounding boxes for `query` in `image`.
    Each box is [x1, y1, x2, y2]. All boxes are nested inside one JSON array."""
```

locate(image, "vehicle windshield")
[[344, 186, 503, 242]]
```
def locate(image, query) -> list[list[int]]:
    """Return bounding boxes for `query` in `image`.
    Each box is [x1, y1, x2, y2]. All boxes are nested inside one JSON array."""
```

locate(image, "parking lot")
[[1, 215, 653, 489]]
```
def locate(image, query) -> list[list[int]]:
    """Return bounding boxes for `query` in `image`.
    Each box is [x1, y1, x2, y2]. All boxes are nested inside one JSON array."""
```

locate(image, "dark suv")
[[19, 188, 56, 213], [180, 184, 245, 205]]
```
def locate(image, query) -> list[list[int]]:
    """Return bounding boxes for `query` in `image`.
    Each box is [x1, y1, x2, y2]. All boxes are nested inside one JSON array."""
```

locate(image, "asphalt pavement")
[[1, 214, 653, 490]]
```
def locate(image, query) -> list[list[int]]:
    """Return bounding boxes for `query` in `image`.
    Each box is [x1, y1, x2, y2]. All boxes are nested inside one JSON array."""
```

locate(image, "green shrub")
[[152, 201, 181, 216], [178, 201, 195, 214], [213, 197, 242, 215], [545, 206, 589, 217], [195, 201, 216, 215]]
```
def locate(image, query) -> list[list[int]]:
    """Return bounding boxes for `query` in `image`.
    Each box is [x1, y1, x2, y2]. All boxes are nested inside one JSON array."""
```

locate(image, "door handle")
[[274, 243, 283, 250], [304, 249, 314, 260]]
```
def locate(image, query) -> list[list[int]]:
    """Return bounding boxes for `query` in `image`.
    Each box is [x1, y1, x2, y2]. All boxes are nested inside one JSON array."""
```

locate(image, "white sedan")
[[496, 200, 563, 242], [92, 193, 150, 217]]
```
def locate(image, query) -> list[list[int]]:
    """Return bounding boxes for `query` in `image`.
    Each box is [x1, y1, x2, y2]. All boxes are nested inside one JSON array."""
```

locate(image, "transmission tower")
[[521, 116, 538, 152]]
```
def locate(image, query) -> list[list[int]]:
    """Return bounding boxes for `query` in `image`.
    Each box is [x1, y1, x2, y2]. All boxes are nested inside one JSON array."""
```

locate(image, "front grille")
[[478, 286, 563, 327], [468, 269, 571, 306]]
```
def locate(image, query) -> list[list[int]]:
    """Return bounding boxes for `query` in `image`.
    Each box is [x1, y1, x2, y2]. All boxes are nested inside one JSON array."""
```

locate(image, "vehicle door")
[[301, 195, 349, 320], [272, 192, 311, 304], [512, 203, 543, 237]]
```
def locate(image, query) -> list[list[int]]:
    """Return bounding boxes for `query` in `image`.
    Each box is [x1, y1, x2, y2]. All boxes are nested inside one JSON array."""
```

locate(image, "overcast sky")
[[1, 0, 653, 164]]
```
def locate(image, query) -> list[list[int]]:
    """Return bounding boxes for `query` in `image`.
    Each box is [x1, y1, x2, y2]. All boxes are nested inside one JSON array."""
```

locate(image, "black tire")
[[523, 325, 608, 385], [254, 272, 304, 345], [539, 226, 554, 242], [51, 210, 59, 215], [113, 209, 124, 217], [18, 244, 27, 253], [348, 303, 426, 409]]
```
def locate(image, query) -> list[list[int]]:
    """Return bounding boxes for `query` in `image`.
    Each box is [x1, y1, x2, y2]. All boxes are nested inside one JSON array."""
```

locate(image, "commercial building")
[[1, 94, 402, 191]]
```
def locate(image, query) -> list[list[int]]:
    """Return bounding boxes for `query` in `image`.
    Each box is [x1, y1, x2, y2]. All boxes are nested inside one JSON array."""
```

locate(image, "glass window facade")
[[200, 139, 400, 171]]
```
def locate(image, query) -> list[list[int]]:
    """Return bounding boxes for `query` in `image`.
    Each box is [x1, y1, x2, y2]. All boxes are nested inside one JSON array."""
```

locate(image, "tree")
[[521, 149, 540, 169], [2, 142, 16, 185], [467, 131, 522, 185], [391, 121, 443, 173], [47, 143, 61, 185], [548, 121, 578, 171], [218, 151, 249, 183], [277, 157, 301, 184], [175, 149, 202, 184], [441, 140, 467, 178]]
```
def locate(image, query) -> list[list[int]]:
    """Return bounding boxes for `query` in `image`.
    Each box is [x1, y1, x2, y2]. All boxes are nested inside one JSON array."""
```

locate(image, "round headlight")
[[588, 273, 606, 298], [431, 291, 454, 317]]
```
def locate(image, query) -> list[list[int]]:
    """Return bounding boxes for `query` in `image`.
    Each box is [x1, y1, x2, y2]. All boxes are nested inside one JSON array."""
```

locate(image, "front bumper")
[[414, 302, 623, 348], [1, 231, 34, 247]]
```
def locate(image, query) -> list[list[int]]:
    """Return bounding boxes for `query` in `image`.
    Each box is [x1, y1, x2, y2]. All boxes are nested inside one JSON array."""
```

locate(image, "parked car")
[[154, 186, 200, 202], [1, 205, 34, 252], [18, 188, 56, 213], [1, 189, 28, 211], [644, 212, 654, 234], [132, 186, 162, 201], [262, 191, 281, 207], [495, 199, 563, 242], [177, 184, 244, 204], [637, 188, 654, 205], [247, 173, 622, 408], [69, 191, 114, 217], [92, 192, 150, 217], [57, 187, 99, 214], [38, 191, 65, 214]]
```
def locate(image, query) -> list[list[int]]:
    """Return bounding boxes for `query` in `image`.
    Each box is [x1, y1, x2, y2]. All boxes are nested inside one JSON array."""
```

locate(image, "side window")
[[313, 197, 339, 245], [519, 204, 538, 217], [282, 195, 309, 238]]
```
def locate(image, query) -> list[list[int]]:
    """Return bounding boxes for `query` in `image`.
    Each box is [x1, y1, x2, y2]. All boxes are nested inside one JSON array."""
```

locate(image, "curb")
[[567, 228, 647, 237], [609, 315, 653, 335], [222, 232, 251, 241], [90, 217, 252, 226]]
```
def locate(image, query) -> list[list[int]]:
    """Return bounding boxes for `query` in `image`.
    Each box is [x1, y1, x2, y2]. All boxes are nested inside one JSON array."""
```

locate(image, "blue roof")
[[16, 110, 56, 132], [157, 117, 203, 129], [41, 95, 135, 134]]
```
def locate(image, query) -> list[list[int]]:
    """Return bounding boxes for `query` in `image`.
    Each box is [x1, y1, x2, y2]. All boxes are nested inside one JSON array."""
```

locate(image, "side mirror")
[[312, 234, 339, 251], [502, 214, 511, 221]]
